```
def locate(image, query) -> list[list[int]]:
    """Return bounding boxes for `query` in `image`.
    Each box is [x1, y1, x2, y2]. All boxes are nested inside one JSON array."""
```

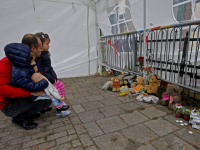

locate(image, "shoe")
[[30, 113, 41, 119], [12, 118, 38, 130], [56, 105, 69, 113], [40, 107, 52, 114], [56, 110, 71, 116]]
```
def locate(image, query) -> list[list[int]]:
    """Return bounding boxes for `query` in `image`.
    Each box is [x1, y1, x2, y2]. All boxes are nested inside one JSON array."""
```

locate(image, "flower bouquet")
[[142, 66, 154, 85], [138, 57, 144, 75]]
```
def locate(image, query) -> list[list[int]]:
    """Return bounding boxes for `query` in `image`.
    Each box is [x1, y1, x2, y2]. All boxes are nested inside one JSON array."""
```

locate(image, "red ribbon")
[[114, 82, 119, 86]]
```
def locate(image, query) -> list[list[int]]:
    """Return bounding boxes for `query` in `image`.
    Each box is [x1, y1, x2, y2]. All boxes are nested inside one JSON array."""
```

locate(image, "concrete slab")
[[119, 111, 149, 126], [85, 95, 105, 102], [99, 97, 122, 106], [84, 122, 104, 138], [155, 104, 173, 114], [99, 105, 124, 117], [174, 126, 200, 149], [118, 102, 141, 113], [78, 109, 104, 123], [122, 124, 158, 143], [68, 97, 88, 105], [93, 132, 134, 150], [72, 105, 85, 114], [139, 106, 167, 119], [143, 117, 180, 137], [81, 101, 104, 111], [152, 133, 197, 150], [96, 116, 128, 133]]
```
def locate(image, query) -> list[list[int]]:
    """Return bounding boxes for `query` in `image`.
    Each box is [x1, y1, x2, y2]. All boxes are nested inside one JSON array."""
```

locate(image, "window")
[[108, 0, 135, 34], [172, 0, 200, 22]]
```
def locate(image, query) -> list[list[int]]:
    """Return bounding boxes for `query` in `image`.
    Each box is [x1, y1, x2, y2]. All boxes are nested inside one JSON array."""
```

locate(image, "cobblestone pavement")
[[0, 75, 200, 150]]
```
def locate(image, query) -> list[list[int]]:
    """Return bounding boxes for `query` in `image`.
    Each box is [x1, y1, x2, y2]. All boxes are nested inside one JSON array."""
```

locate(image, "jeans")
[[1, 98, 52, 120]]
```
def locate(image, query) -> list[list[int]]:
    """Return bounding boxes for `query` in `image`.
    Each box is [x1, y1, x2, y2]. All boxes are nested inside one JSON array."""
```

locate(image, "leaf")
[[122, 119, 125, 122], [185, 146, 189, 150], [33, 146, 39, 149], [130, 119, 133, 122], [197, 130, 200, 134], [128, 138, 135, 144], [176, 132, 180, 136], [149, 140, 152, 144], [196, 141, 200, 145], [147, 132, 150, 136]]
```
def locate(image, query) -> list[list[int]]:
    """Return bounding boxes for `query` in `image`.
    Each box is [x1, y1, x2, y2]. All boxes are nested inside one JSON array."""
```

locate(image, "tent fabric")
[[0, 0, 180, 78], [0, 0, 97, 78]]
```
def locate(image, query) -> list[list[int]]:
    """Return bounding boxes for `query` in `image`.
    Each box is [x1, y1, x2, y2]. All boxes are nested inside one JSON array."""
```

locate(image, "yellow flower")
[[121, 71, 124, 74]]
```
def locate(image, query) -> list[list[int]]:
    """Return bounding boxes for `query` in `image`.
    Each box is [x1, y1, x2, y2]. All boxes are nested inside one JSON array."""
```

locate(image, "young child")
[[30, 53, 70, 115], [35, 32, 65, 98]]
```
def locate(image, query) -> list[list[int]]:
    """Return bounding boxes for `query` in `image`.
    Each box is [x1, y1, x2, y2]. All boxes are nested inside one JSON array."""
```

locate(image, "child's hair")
[[35, 32, 50, 44], [30, 51, 35, 63]]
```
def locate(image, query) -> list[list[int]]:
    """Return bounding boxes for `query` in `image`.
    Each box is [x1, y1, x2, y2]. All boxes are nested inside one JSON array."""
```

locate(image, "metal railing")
[[100, 20, 200, 98]]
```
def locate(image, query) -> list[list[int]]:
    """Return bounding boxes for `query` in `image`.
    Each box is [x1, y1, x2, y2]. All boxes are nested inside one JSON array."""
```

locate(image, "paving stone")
[[119, 111, 149, 126], [116, 96, 135, 103], [74, 124, 87, 134], [85, 95, 105, 101], [155, 104, 173, 114], [122, 124, 158, 143], [70, 116, 82, 125], [78, 109, 104, 123], [79, 134, 93, 147], [52, 117, 69, 124], [47, 131, 67, 141], [84, 122, 104, 138], [101, 91, 119, 98], [162, 114, 185, 127], [32, 130, 53, 139], [56, 134, 77, 145], [77, 87, 93, 92], [174, 126, 200, 149], [152, 133, 197, 150], [0, 131, 10, 138], [81, 101, 104, 111], [85, 146, 98, 150], [7, 145, 23, 150], [66, 94, 75, 99], [45, 122, 64, 130], [72, 105, 85, 113], [68, 128, 76, 135], [93, 132, 134, 150], [143, 117, 179, 137], [68, 97, 88, 105], [134, 100, 155, 107], [97, 116, 128, 133], [72, 140, 82, 147], [139, 106, 167, 119], [49, 142, 72, 150], [23, 138, 45, 148], [99, 105, 124, 117], [118, 102, 141, 113], [70, 147, 84, 150], [73, 92, 90, 98], [99, 97, 122, 106], [137, 144, 157, 150], [33, 140, 56, 150]]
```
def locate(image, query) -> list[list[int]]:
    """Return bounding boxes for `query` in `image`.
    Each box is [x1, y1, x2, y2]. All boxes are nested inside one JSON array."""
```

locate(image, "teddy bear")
[[160, 84, 182, 110], [129, 76, 145, 94], [143, 75, 160, 96], [109, 77, 122, 92], [122, 79, 131, 88]]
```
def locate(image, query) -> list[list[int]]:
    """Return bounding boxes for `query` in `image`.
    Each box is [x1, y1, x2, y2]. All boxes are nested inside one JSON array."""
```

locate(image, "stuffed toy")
[[160, 84, 182, 110], [143, 75, 160, 96], [122, 79, 131, 88], [102, 81, 112, 90], [109, 77, 122, 92], [119, 86, 129, 96], [129, 76, 145, 94]]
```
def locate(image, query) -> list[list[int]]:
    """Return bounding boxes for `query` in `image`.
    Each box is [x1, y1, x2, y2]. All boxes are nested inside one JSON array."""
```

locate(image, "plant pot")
[[175, 113, 181, 118], [184, 115, 190, 121]]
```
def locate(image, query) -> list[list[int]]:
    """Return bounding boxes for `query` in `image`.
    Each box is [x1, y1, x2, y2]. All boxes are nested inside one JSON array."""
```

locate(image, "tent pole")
[[87, 6, 90, 76], [95, 2, 102, 75], [143, 0, 146, 67]]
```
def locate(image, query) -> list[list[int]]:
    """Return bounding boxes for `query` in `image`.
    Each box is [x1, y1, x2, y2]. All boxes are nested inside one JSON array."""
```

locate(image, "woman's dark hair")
[[21, 34, 39, 49], [35, 32, 50, 44]]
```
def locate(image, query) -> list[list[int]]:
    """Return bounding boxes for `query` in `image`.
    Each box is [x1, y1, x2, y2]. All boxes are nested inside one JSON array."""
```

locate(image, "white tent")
[[0, 0, 177, 78]]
